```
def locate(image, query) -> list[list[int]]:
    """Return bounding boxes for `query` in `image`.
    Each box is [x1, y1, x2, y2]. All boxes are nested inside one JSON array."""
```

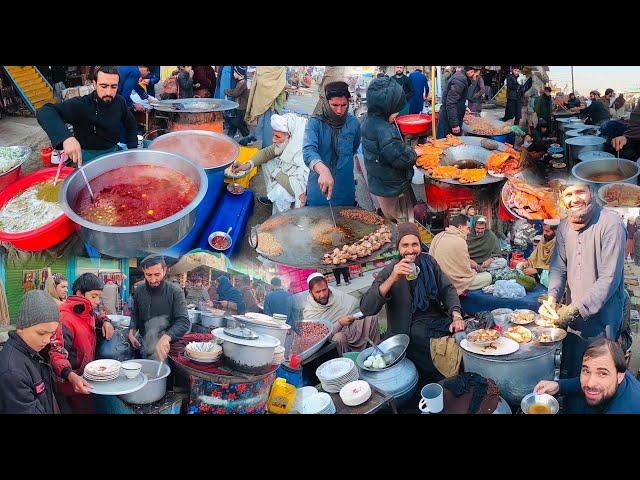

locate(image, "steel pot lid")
[[565, 135, 606, 146], [150, 98, 238, 113], [213, 327, 280, 348], [223, 325, 259, 340]]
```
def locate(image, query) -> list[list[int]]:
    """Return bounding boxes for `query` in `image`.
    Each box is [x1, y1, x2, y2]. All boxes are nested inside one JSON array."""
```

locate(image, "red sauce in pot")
[[73, 165, 198, 226]]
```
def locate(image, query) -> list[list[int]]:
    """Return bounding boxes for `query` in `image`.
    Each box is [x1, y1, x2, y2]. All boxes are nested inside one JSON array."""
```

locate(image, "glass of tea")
[[406, 263, 420, 281]]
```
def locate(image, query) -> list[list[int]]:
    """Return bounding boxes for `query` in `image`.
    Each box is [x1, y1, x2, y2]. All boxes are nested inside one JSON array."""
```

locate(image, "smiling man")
[[37, 65, 139, 166], [535, 339, 640, 413], [547, 181, 626, 379], [128, 255, 190, 362], [361, 223, 464, 383]]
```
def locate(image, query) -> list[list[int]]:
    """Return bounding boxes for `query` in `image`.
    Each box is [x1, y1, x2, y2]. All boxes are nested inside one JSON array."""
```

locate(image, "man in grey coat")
[[544, 181, 626, 380]]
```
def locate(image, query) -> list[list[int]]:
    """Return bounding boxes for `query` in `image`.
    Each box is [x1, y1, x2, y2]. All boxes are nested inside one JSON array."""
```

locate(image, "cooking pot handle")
[[143, 129, 168, 141], [249, 225, 258, 249]]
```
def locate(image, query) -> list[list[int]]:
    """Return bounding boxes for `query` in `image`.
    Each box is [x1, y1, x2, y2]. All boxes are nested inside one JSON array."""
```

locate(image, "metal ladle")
[[79, 166, 95, 201], [616, 148, 626, 178]]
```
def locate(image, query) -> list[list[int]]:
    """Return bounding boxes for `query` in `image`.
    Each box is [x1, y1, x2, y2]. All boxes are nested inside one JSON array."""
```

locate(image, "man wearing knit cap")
[[303, 272, 380, 355], [543, 180, 626, 382], [361, 223, 464, 382], [0, 290, 61, 414]]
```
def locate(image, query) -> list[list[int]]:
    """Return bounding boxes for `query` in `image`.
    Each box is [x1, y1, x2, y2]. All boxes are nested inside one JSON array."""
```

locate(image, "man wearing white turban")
[[232, 112, 310, 213]]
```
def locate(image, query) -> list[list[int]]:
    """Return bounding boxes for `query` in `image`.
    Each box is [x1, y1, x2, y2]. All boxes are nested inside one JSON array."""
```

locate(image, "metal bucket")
[[59, 150, 208, 258], [358, 357, 419, 408], [565, 135, 606, 166], [461, 346, 556, 405]]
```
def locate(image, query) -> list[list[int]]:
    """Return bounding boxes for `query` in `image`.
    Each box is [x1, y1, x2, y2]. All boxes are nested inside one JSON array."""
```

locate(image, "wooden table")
[[318, 384, 398, 414]]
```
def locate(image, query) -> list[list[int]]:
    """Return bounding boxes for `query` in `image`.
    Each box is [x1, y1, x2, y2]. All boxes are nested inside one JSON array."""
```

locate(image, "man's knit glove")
[[556, 304, 580, 329]]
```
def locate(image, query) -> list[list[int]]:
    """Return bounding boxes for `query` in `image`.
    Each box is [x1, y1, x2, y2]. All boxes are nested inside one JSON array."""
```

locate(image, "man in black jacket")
[[37, 65, 138, 167], [361, 77, 426, 222], [360, 223, 465, 382], [0, 291, 61, 414], [578, 90, 611, 126], [128, 255, 190, 361], [437, 66, 482, 138], [390, 66, 414, 112], [612, 100, 640, 159], [566, 93, 581, 109], [502, 66, 523, 124], [535, 86, 553, 126]]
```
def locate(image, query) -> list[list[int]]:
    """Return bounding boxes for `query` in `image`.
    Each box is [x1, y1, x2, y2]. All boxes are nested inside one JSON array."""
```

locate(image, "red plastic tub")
[[396, 113, 433, 135], [0, 167, 76, 251], [0, 163, 23, 192]]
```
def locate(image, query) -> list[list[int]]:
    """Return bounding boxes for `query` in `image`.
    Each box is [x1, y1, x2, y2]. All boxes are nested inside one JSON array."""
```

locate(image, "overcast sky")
[[549, 66, 640, 95]]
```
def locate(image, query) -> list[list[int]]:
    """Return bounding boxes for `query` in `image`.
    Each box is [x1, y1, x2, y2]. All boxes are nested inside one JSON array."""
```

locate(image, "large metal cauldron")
[[572, 158, 640, 186], [565, 135, 605, 165], [59, 150, 208, 258], [461, 344, 557, 405], [151, 98, 238, 133]]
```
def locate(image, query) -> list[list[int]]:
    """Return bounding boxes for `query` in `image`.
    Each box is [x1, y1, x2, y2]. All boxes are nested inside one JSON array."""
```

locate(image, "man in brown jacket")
[[224, 66, 250, 138], [428, 215, 492, 294]]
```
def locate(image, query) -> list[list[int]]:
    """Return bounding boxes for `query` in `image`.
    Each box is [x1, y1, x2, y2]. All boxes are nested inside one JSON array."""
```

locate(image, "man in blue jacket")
[[264, 277, 295, 325], [408, 67, 429, 114], [535, 338, 640, 413], [118, 65, 155, 112]]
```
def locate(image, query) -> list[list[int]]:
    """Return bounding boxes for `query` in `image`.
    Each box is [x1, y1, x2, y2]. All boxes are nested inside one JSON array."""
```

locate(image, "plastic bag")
[[486, 257, 508, 271], [267, 183, 295, 214], [493, 279, 526, 299]]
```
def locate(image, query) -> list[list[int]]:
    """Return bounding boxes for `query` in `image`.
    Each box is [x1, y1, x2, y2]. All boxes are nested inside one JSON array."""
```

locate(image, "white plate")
[[83, 369, 121, 380], [301, 392, 332, 414], [487, 170, 506, 178], [184, 350, 220, 364], [86, 372, 148, 396], [460, 337, 519, 356], [316, 358, 356, 382], [85, 359, 121, 375]]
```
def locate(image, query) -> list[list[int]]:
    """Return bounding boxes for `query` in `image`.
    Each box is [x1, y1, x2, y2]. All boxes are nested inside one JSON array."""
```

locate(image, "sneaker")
[[336, 283, 341, 286], [258, 196, 272, 205], [345, 281, 351, 285]]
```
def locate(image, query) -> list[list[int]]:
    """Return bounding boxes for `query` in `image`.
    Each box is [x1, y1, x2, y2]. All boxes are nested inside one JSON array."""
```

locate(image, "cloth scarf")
[[303, 286, 359, 323], [443, 372, 493, 414], [528, 236, 556, 269], [312, 97, 347, 168], [568, 202, 597, 231], [466, 231, 501, 263], [411, 254, 439, 313], [268, 113, 310, 208]]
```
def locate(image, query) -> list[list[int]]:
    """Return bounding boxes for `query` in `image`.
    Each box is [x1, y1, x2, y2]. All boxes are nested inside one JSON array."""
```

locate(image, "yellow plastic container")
[[267, 378, 297, 414], [224, 146, 259, 188]]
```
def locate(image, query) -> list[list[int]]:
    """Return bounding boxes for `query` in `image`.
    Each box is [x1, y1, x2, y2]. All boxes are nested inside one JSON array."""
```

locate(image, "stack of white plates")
[[316, 358, 359, 393], [83, 359, 121, 382], [300, 392, 336, 414], [185, 342, 222, 364]]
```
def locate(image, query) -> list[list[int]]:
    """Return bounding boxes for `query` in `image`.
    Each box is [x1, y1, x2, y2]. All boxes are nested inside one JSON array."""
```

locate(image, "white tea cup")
[[419, 383, 443, 414]]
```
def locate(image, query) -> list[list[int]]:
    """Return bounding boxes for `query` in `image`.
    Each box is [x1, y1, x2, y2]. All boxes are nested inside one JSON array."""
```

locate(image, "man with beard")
[[37, 66, 139, 166], [128, 255, 190, 361], [574, 90, 611, 126], [361, 223, 464, 382], [534, 339, 640, 413], [303, 273, 379, 355], [465, 216, 503, 268], [232, 113, 309, 210], [543, 181, 626, 379], [437, 66, 481, 138], [429, 215, 493, 294], [520, 221, 558, 284], [390, 66, 414, 114]]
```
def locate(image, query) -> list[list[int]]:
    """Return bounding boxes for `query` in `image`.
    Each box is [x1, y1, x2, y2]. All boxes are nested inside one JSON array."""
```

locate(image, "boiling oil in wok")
[[73, 164, 198, 227], [528, 404, 551, 414], [455, 159, 484, 169]]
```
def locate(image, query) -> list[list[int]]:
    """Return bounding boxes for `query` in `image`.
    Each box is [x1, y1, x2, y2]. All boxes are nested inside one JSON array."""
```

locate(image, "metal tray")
[[462, 117, 511, 138], [86, 372, 148, 396], [295, 318, 334, 361], [252, 207, 398, 269], [500, 171, 564, 221]]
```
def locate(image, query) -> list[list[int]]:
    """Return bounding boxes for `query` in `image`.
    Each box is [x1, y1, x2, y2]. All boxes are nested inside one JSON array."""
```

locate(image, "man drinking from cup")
[[361, 223, 465, 384]]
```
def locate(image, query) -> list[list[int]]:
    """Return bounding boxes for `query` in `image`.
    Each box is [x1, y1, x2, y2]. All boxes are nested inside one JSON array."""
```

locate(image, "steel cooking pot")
[[59, 150, 208, 258], [119, 359, 170, 404], [213, 327, 280, 374], [565, 135, 606, 165], [200, 311, 226, 328], [228, 316, 291, 345], [572, 158, 640, 186]]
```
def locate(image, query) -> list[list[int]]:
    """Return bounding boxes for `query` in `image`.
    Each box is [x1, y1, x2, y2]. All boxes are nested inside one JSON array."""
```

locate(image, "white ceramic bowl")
[[292, 386, 319, 413], [121, 362, 142, 379]]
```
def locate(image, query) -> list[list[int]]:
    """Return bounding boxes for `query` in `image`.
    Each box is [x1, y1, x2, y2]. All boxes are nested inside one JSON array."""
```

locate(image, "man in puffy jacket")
[[502, 66, 524, 125], [361, 77, 427, 222], [49, 273, 114, 414], [0, 291, 61, 414], [437, 66, 481, 138]]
